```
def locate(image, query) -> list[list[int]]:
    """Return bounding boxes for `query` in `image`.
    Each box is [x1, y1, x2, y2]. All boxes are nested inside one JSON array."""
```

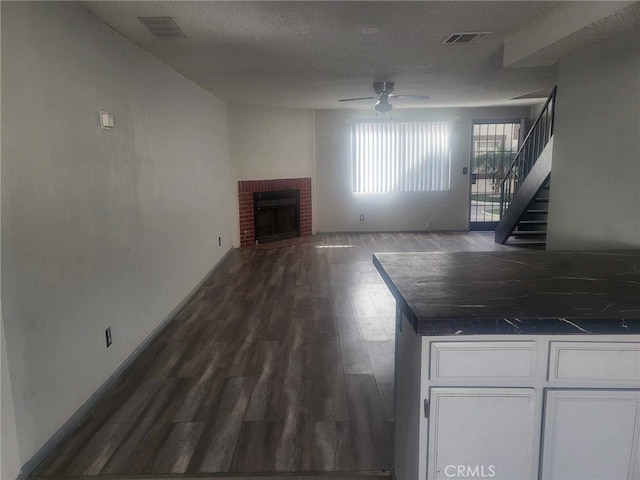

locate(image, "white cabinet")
[[427, 388, 537, 480], [548, 342, 640, 385], [392, 324, 640, 480], [541, 389, 640, 480], [430, 341, 536, 381]]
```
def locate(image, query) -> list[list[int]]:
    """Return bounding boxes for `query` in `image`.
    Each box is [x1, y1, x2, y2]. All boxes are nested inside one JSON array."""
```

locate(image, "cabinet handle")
[[424, 398, 430, 419]]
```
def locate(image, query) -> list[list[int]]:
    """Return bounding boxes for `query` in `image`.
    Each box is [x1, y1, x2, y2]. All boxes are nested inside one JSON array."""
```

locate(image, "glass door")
[[469, 121, 523, 230]]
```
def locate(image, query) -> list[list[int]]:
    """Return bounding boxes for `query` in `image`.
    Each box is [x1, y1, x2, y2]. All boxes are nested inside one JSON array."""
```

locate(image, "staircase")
[[506, 179, 550, 248], [495, 87, 556, 248]]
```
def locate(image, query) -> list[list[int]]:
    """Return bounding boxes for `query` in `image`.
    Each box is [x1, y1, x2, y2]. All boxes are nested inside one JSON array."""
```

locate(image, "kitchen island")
[[373, 251, 640, 480]]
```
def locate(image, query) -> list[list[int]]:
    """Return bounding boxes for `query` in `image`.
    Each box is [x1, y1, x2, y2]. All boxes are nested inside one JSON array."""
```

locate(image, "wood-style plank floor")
[[32, 232, 512, 478]]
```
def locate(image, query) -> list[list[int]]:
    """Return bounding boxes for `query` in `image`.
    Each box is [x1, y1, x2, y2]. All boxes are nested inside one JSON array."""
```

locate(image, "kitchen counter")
[[373, 250, 640, 336], [373, 250, 640, 480]]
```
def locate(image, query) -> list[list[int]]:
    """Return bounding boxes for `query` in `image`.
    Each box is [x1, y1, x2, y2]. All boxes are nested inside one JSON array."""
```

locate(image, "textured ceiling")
[[506, 2, 640, 67], [80, 1, 569, 109]]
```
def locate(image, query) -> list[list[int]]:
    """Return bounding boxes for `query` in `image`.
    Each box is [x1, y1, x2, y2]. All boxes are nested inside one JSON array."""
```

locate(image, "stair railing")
[[499, 86, 557, 217]]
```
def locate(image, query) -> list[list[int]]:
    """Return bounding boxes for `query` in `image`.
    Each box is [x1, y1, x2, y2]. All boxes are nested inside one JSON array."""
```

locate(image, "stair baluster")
[[495, 86, 557, 247]]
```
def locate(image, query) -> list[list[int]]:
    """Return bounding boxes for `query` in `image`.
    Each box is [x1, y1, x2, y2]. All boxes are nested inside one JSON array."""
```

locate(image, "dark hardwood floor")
[[31, 232, 511, 478]]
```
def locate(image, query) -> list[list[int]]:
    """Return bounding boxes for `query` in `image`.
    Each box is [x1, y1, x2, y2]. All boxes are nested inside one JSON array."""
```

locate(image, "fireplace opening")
[[254, 189, 300, 244]]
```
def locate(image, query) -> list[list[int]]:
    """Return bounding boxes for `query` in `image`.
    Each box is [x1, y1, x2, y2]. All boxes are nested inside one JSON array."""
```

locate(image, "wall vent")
[[442, 32, 491, 45], [138, 17, 185, 38]]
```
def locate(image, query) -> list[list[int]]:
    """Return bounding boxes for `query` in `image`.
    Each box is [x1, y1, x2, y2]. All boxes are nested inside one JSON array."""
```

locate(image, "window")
[[352, 121, 451, 193]]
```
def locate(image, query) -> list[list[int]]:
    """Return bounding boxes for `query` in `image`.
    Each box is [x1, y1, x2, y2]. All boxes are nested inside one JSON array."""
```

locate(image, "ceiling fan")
[[339, 81, 429, 113]]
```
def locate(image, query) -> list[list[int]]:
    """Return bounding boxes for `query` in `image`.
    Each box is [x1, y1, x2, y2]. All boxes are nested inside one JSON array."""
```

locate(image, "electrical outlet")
[[426, 220, 430, 229], [463, 167, 468, 175], [360, 214, 365, 221], [105, 327, 112, 348], [218, 236, 221, 246]]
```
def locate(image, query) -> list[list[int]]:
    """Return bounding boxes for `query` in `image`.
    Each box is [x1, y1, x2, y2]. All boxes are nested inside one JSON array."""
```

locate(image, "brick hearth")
[[238, 178, 312, 247]]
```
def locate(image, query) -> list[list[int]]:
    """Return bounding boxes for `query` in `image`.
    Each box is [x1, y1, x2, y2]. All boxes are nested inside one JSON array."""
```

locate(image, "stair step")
[[510, 230, 547, 236], [508, 239, 547, 244], [525, 209, 548, 214], [518, 220, 548, 225], [507, 240, 547, 250]]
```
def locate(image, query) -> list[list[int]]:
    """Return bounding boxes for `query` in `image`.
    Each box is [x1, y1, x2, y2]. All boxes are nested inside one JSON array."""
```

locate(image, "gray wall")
[[547, 26, 640, 250], [315, 106, 531, 232], [1, 2, 232, 475], [228, 105, 316, 245], [1, 316, 20, 479]]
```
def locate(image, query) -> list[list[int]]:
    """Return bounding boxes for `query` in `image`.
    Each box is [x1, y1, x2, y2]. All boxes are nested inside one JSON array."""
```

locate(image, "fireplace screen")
[[253, 189, 300, 244]]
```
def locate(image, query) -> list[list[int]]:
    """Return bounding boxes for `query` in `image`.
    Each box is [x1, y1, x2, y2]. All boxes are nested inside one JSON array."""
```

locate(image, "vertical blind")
[[352, 121, 451, 193]]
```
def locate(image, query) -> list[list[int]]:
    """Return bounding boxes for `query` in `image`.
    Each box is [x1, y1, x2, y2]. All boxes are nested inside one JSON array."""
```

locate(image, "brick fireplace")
[[238, 178, 312, 247]]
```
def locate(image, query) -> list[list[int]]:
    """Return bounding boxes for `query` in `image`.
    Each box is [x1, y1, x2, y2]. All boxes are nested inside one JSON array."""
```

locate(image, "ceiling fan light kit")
[[375, 96, 393, 113]]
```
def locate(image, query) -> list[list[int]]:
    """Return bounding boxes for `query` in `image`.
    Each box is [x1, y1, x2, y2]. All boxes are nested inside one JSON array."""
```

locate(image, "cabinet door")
[[428, 388, 537, 480], [541, 390, 640, 479]]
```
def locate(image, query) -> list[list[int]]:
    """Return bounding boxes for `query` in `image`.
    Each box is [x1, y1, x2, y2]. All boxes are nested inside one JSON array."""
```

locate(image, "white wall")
[[547, 26, 640, 250], [0, 4, 18, 476], [1, 2, 232, 474], [315, 106, 531, 232], [228, 105, 315, 245], [1, 318, 20, 480]]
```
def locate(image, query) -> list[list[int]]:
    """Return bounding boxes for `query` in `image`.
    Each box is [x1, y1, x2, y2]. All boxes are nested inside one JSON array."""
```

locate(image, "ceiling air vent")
[[138, 17, 185, 38], [442, 32, 491, 45]]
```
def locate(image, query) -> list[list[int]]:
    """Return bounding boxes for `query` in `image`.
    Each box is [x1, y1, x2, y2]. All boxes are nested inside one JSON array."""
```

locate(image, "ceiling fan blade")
[[389, 94, 430, 100], [339, 96, 377, 102]]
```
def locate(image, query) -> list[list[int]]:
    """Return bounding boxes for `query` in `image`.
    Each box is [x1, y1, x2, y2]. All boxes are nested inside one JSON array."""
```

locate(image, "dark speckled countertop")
[[373, 251, 640, 336]]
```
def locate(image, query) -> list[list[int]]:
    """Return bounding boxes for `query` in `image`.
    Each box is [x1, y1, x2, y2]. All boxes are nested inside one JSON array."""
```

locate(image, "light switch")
[[100, 111, 114, 130]]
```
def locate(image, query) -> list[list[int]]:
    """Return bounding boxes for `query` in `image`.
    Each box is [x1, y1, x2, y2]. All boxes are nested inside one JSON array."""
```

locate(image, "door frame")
[[468, 118, 527, 231]]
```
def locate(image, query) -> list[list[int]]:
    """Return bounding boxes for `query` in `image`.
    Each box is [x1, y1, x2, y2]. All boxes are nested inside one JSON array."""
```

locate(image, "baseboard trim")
[[315, 229, 468, 235], [19, 248, 234, 479]]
